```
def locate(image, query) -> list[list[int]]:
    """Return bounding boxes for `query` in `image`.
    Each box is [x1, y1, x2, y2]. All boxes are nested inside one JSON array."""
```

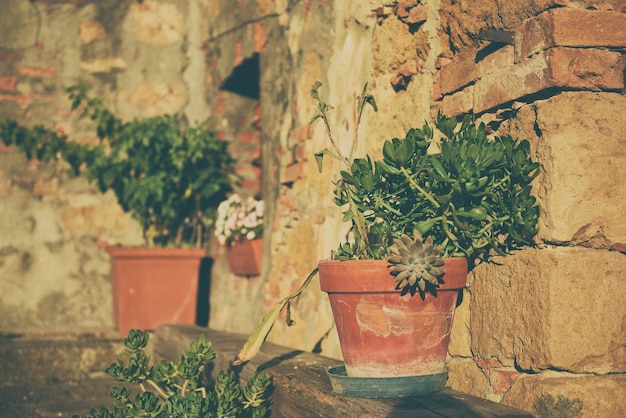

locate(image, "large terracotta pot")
[[107, 246, 206, 336], [225, 238, 263, 276], [318, 258, 468, 378]]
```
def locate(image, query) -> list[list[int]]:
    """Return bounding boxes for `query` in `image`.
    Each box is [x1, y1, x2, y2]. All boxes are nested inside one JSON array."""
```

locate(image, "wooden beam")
[[153, 325, 535, 418]]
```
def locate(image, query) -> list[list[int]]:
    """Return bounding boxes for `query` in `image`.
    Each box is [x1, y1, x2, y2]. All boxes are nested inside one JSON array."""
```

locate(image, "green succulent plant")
[[313, 83, 540, 286], [75, 329, 271, 418], [234, 82, 541, 364]]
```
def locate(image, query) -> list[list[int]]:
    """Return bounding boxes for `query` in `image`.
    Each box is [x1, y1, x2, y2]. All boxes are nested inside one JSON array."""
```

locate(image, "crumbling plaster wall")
[[0, 0, 230, 328]]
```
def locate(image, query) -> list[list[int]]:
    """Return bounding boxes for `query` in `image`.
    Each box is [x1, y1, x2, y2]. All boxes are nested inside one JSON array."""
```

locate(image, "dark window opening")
[[220, 53, 260, 100]]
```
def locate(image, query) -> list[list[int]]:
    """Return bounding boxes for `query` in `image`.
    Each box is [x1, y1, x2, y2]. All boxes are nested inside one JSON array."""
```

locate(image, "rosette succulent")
[[388, 230, 445, 296]]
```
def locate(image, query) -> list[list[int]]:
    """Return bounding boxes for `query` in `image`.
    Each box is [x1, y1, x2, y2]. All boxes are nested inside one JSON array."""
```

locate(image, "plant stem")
[[317, 103, 369, 253], [374, 195, 403, 216], [400, 167, 441, 208], [320, 113, 351, 171], [146, 379, 170, 400]]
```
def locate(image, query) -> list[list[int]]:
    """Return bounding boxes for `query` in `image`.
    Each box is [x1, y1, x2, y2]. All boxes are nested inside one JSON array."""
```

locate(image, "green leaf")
[[233, 268, 319, 365], [310, 81, 322, 100]]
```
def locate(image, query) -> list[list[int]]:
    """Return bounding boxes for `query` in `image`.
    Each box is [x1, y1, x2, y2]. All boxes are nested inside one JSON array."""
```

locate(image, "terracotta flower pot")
[[225, 238, 263, 276], [318, 258, 468, 378], [107, 246, 206, 336]]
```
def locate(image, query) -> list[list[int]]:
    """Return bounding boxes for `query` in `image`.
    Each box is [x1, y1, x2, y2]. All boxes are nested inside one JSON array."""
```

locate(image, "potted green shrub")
[[75, 329, 271, 418], [215, 193, 264, 276], [0, 85, 236, 335], [234, 83, 540, 398]]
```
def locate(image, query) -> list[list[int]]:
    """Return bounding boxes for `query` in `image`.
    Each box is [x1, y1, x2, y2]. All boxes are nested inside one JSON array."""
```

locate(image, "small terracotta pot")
[[318, 258, 468, 378], [107, 246, 206, 336], [225, 238, 263, 276]]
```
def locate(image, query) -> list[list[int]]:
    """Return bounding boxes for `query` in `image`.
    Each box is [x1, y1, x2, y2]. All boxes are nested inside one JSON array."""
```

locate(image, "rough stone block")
[[448, 288, 472, 358], [470, 247, 626, 374], [447, 357, 490, 399], [79, 20, 106, 44], [533, 92, 626, 246], [474, 47, 623, 113], [503, 372, 626, 418], [439, 84, 474, 116], [516, 8, 626, 61]]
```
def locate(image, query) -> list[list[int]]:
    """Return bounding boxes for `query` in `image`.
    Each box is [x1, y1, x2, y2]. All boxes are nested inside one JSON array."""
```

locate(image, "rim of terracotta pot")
[[106, 246, 206, 259], [318, 258, 468, 293]]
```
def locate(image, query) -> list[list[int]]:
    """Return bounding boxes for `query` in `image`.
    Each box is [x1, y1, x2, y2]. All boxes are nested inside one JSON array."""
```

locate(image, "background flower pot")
[[225, 238, 263, 276], [107, 246, 206, 336], [318, 258, 468, 378]]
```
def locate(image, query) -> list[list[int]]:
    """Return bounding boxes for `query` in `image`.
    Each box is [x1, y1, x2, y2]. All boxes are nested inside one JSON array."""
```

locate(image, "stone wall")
[[430, 7, 626, 416], [0, 0, 261, 327], [1, 0, 625, 416]]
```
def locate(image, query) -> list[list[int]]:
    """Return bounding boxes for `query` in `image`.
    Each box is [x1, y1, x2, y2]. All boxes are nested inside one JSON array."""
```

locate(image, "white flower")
[[214, 193, 264, 246]]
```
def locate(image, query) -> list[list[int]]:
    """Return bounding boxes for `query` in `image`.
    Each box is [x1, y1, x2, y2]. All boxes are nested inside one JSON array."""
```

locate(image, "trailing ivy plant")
[[74, 329, 271, 418], [0, 85, 236, 247]]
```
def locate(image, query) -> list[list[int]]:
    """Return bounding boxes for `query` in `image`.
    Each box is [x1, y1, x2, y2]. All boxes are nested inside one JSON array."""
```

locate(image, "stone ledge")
[[0, 327, 124, 384], [151, 324, 534, 418]]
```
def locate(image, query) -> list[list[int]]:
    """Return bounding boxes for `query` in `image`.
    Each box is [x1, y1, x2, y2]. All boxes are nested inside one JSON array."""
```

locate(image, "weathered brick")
[[0, 77, 18, 92], [240, 178, 261, 194], [489, 369, 522, 395], [0, 49, 22, 62], [215, 92, 227, 116], [474, 47, 623, 113], [254, 22, 267, 52], [16, 66, 56, 78], [439, 45, 514, 96], [236, 131, 261, 144], [293, 142, 308, 161], [282, 160, 307, 184], [288, 125, 312, 143], [235, 41, 243, 66], [516, 8, 626, 61], [0, 93, 52, 107]]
